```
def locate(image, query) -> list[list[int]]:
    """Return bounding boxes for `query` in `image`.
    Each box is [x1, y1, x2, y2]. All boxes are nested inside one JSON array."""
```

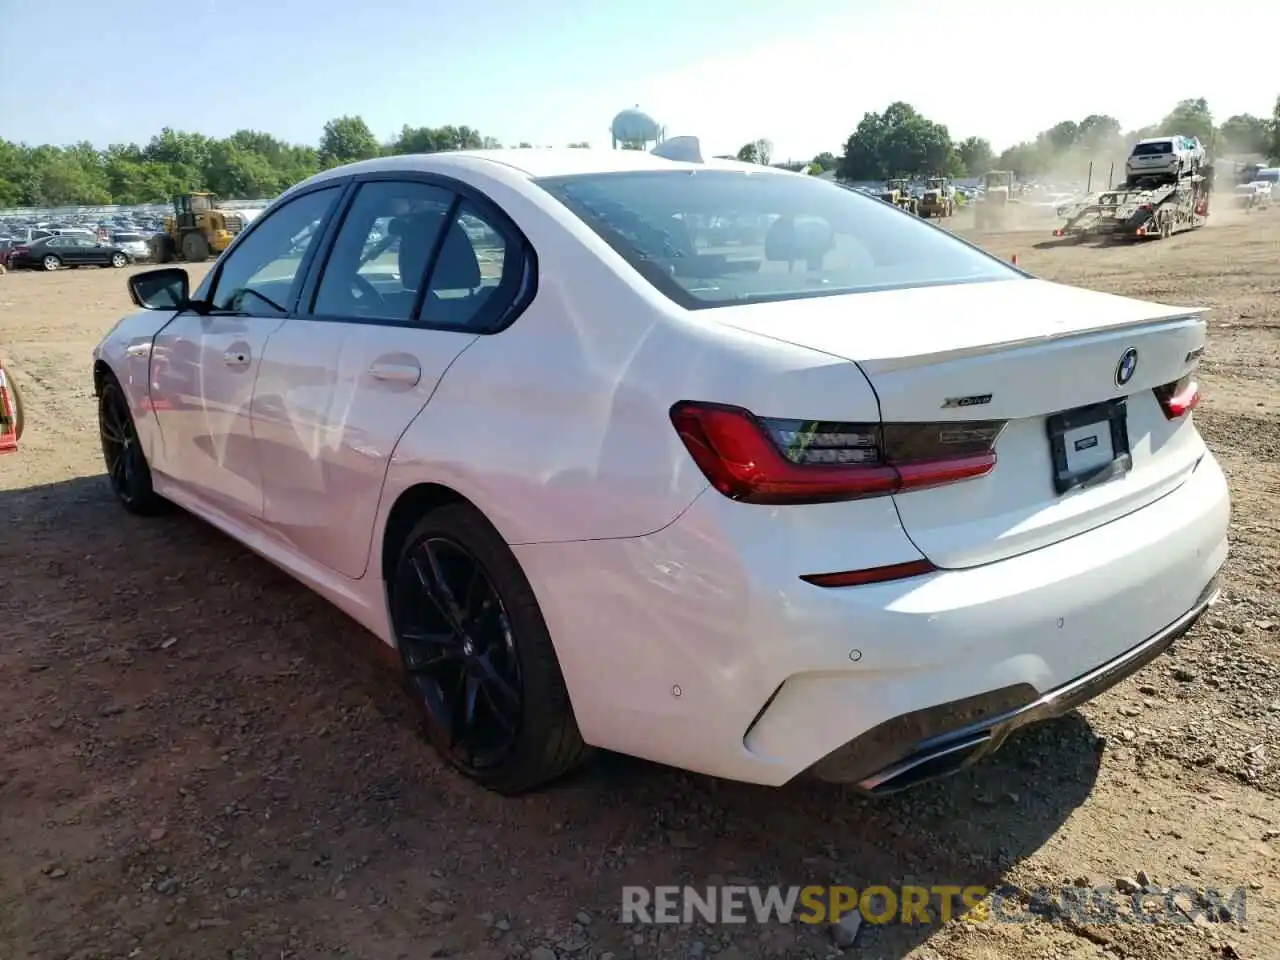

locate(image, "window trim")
[[199, 180, 350, 317], [294, 170, 538, 335], [535, 170, 1025, 312]]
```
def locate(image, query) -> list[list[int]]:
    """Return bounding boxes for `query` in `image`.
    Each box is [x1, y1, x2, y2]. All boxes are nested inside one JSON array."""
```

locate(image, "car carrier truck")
[[1053, 145, 1214, 242]]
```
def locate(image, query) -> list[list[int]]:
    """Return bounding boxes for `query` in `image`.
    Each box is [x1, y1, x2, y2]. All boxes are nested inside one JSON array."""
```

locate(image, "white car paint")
[[93, 145, 1229, 791], [1125, 135, 1206, 179]]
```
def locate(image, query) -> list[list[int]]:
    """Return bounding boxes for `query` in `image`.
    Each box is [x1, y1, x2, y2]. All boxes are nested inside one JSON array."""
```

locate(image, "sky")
[[2, 0, 1274, 161]]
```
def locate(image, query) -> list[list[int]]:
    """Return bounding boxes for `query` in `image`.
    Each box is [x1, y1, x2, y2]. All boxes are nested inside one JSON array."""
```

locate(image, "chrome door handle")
[[368, 362, 421, 386], [223, 350, 249, 366]]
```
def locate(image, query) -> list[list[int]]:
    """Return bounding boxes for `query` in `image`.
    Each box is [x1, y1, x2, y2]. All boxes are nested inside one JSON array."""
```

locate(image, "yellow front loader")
[[149, 193, 248, 263]]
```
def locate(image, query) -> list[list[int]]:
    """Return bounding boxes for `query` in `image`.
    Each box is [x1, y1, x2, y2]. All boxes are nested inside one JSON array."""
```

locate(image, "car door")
[[77, 237, 107, 265], [251, 176, 521, 578], [55, 237, 83, 264], [147, 184, 344, 519]]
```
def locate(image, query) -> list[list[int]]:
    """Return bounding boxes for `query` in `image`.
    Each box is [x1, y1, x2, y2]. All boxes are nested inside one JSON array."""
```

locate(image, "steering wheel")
[[349, 273, 385, 311]]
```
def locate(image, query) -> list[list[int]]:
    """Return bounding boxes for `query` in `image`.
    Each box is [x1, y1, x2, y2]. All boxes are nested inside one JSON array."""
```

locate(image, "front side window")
[[311, 180, 454, 322], [536, 170, 1018, 309], [209, 186, 341, 315]]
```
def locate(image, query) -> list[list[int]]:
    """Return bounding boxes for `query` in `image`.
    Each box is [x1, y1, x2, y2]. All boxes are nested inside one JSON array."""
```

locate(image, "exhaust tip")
[[859, 733, 992, 795]]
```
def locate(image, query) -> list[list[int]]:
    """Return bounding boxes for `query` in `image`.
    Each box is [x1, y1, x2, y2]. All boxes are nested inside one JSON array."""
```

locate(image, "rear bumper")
[[516, 451, 1229, 787], [817, 573, 1218, 793]]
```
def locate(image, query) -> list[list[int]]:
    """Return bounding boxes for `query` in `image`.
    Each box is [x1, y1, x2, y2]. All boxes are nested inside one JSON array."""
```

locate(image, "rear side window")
[[536, 170, 1017, 309], [311, 180, 455, 322], [1132, 141, 1174, 155]]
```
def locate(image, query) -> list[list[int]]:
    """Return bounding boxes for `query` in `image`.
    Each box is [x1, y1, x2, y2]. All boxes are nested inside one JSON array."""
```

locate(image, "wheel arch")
[[379, 481, 478, 589], [93, 357, 114, 396]]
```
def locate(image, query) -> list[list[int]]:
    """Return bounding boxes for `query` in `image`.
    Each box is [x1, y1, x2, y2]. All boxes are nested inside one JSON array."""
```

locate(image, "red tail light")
[[1153, 375, 1199, 419], [13, 245, 28, 255], [669, 401, 1005, 505]]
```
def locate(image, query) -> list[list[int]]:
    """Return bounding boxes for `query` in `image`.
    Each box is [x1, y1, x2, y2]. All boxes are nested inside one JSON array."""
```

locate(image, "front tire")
[[98, 377, 165, 515], [110, 252, 127, 268], [150, 235, 176, 264], [391, 502, 590, 794], [181, 231, 210, 262]]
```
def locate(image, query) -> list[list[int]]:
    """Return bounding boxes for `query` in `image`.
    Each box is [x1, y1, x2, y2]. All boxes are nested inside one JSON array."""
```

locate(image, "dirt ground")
[[2, 208, 1278, 960]]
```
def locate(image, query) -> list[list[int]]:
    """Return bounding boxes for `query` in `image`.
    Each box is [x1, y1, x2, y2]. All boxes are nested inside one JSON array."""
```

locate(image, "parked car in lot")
[[9, 235, 132, 271], [93, 145, 1229, 796], [111, 231, 151, 261]]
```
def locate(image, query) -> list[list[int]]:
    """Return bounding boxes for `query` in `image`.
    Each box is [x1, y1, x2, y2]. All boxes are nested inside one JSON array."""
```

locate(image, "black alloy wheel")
[[396, 535, 524, 770], [391, 503, 589, 793], [98, 378, 163, 514]]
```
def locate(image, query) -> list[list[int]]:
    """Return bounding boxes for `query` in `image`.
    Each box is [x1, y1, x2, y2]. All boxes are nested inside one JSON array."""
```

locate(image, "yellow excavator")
[[149, 193, 249, 263]]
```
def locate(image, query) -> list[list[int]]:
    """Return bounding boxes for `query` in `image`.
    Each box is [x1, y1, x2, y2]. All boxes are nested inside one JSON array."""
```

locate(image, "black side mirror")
[[128, 267, 190, 310]]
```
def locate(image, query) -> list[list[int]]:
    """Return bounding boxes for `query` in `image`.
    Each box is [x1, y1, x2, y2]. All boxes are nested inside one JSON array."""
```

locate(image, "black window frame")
[[295, 170, 538, 335], [196, 181, 347, 316]]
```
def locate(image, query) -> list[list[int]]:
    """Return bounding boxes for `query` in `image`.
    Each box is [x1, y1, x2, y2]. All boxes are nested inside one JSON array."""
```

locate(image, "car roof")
[[294, 146, 783, 193], [1136, 136, 1177, 144]]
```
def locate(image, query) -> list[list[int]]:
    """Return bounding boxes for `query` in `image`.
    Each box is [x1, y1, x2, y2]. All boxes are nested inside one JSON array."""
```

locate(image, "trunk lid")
[[710, 278, 1208, 568]]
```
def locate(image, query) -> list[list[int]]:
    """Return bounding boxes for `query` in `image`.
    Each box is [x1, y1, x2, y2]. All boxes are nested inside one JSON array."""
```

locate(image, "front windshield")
[[536, 170, 1018, 309]]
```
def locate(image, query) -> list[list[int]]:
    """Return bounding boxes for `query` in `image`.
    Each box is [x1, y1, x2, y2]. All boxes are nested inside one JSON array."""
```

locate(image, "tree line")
[[0, 117, 529, 208], [3, 96, 1280, 208], [740, 96, 1280, 182]]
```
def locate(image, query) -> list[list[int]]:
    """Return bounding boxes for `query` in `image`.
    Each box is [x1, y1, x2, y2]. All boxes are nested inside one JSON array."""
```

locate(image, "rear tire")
[[42, 255, 60, 271], [390, 502, 590, 794], [110, 252, 128, 268], [98, 376, 165, 516]]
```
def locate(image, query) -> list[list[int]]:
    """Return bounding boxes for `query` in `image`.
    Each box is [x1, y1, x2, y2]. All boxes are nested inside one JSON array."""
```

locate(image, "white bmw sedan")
[[93, 143, 1229, 795]]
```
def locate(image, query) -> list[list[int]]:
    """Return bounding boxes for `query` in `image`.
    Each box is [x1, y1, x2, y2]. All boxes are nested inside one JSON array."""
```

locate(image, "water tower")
[[611, 107, 663, 149]]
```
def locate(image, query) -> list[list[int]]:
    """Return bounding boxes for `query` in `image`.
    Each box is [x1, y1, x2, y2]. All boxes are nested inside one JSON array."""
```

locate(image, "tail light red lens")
[[669, 401, 1005, 505], [1153, 375, 1199, 419]]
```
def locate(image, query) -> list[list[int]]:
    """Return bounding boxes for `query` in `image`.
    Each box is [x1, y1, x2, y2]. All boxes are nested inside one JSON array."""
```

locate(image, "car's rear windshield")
[[1133, 142, 1174, 155], [535, 170, 1018, 308]]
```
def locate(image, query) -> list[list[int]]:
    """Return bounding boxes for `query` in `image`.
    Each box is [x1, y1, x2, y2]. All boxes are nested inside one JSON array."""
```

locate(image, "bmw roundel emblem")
[[1115, 347, 1139, 387]]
